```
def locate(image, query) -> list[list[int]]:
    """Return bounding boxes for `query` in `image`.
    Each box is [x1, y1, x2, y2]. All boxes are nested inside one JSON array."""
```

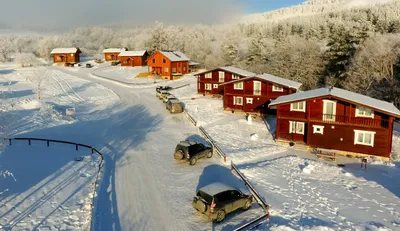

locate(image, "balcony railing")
[[278, 111, 389, 128]]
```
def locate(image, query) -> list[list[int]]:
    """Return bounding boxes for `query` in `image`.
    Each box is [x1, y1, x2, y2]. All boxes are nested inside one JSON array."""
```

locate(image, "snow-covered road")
[[48, 67, 257, 231]]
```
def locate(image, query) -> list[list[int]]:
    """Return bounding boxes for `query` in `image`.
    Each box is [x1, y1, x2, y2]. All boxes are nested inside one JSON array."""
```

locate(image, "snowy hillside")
[[242, 0, 398, 23]]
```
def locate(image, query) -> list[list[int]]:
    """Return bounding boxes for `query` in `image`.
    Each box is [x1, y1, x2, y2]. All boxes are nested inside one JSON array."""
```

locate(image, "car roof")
[[198, 182, 237, 196]]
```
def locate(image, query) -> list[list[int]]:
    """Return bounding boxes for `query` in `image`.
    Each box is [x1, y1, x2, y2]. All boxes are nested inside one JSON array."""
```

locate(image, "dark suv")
[[192, 183, 253, 222], [174, 140, 213, 165]]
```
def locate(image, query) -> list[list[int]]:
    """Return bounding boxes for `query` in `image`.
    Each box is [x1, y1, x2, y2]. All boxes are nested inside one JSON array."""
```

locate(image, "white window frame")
[[234, 96, 243, 105], [355, 106, 374, 118], [322, 99, 337, 122], [219, 71, 225, 82], [213, 84, 219, 89], [205, 83, 212, 90], [313, 125, 324, 134], [198, 83, 200, 89], [246, 98, 253, 104], [183, 66, 186, 72], [272, 85, 284, 92], [234, 82, 243, 90], [289, 121, 305, 135], [165, 67, 169, 73], [205, 73, 212, 79], [354, 130, 376, 147], [232, 74, 240, 80], [254, 81, 261, 96], [290, 101, 306, 112]]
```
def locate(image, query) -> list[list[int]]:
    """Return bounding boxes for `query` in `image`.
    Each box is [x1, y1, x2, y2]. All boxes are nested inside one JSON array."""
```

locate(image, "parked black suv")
[[174, 140, 213, 165], [192, 183, 253, 222]]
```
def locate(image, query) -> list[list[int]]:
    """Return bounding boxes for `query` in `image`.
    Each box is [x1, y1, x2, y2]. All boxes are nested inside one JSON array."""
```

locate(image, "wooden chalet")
[[51, 48, 81, 64], [269, 87, 400, 159], [118, 50, 149, 67], [103, 48, 127, 61], [147, 51, 190, 80], [195, 66, 256, 96], [220, 73, 302, 115]]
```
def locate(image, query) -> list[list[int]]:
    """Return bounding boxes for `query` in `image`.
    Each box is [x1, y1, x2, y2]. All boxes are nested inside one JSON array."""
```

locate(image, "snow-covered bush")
[[15, 53, 39, 67]]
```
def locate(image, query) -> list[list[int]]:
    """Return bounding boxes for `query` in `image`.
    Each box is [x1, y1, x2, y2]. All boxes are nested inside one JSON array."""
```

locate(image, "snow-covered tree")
[[15, 53, 38, 67]]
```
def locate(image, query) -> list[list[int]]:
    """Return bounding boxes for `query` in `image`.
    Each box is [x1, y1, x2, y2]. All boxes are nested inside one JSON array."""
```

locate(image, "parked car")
[[86, 63, 92, 68], [111, 60, 120, 66], [166, 99, 183, 113], [156, 86, 172, 97], [163, 94, 177, 103], [192, 183, 253, 223], [174, 140, 213, 165], [158, 90, 171, 100]]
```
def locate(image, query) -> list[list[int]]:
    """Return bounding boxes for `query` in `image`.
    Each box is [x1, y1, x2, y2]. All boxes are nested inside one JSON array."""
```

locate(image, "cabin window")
[[234, 96, 243, 105], [272, 85, 283, 92], [163, 58, 166, 63], [289, 121, 305, 135], [254, 81, 261, 95], [234, 82, 243, 90], [313, 125, 324, 134], [355, 106, 374, 118], [232, 74, 240, 79], [152, 59, 155, 63], [205, 73, 212, 79], [172, 67, 177, 73], [165, 67, 169, 73], [183, 66, 187, 72], [205, 83, 212, 90], [219, 71, 225, 82], [246, 98, 253, 104], [290, 101, 306, 112], [213, 84, 219, 89], [354, 130, 376, 147], [323, 100, 337, 121], [71, 54, 74, 57]]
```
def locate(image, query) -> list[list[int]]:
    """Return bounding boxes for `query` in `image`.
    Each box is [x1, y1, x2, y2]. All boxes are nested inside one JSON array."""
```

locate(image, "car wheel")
[[189, 157, 197, 165], [174, 150, 184, 160], [243, 199, 252, 210], [215, 210, 225, 223], [206, 151, 213, 158]]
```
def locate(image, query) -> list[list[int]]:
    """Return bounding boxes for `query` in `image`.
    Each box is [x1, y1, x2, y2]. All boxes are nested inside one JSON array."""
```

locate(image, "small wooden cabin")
[[51, 48, 81, 64], [195, 66, 256, 96], [220, 73, 301, 115], [118, 50, 149, 67], [269, 87, 400, 159], [103, 48, 127, 61], [147, 51, 190, 80]]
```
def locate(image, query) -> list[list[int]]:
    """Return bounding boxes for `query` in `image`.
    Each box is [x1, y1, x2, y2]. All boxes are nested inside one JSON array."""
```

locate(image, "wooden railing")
[[278, 111, 389, 128]]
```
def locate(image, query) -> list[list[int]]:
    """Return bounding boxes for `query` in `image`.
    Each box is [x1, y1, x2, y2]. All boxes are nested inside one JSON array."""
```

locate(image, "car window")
[[215, 191, 233, 203], [231, 190, 241, 198], [197, 190, 213, 204]]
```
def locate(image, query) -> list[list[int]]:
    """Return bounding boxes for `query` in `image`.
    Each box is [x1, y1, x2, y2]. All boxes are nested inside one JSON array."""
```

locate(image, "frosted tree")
[[15, 53, 38, 67], [221, 43, 238, 65], [145, 22, 168, 52], [25, 67, 49, 101]]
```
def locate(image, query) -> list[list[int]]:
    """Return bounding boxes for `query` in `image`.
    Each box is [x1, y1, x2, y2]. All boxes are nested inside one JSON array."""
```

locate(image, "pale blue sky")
[[245, 0, 305, 13]]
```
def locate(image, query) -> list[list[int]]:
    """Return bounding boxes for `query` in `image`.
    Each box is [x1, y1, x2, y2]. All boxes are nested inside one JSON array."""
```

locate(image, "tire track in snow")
[[51, 71, 83, 104]]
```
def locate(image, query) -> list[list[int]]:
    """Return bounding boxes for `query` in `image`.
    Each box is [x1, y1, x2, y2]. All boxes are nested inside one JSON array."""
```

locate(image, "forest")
[[0, 0, 399, 107]]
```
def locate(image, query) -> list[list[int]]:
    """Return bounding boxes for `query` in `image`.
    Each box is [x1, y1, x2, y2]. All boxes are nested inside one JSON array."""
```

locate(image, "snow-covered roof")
[[50, 48, 79, 54], [103, 48, 127, 53], [198, 182, 236, 196], [169, 99, 181, 104], [269, 87, 400, 117], [189, 61, 200, 66], [195, 66, 256, 77], [118, 50, 147, 57], [256, 73, 302, 89], [160, 51, 190, 62]]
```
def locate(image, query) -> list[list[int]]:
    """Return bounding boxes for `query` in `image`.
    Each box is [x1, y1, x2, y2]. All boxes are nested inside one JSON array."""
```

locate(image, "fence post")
[[29, 139, 31, 145], [9, 139, 11, 145], [76, 144, 78, 151], [91, 148, 94, 154], [47, 140, 50, 147]]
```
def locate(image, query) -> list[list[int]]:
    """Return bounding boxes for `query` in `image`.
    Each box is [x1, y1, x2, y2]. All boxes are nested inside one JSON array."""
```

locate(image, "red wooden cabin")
[[103, 48, 127, 61], [118, 50, 149, 67], [195, 66, 255, 96], [269, 87, 400, 158], [51, 48, 81, 64], [147, 51, 190, 80], [220, 73, 302, 115]]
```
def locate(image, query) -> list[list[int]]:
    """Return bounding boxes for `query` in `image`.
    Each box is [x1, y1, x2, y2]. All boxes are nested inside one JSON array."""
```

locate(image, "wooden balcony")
[[278, 111, 389, 129]]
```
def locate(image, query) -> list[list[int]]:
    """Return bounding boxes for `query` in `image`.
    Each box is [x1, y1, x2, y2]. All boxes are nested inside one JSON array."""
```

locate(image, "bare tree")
[[15, 53, 39, 67], [25, 67, 49, 101]]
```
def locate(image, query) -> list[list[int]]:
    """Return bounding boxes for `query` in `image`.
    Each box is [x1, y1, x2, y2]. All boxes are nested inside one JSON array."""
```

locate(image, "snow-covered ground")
[[0, 65, 266, 230], [171, 76, 400, 230]]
